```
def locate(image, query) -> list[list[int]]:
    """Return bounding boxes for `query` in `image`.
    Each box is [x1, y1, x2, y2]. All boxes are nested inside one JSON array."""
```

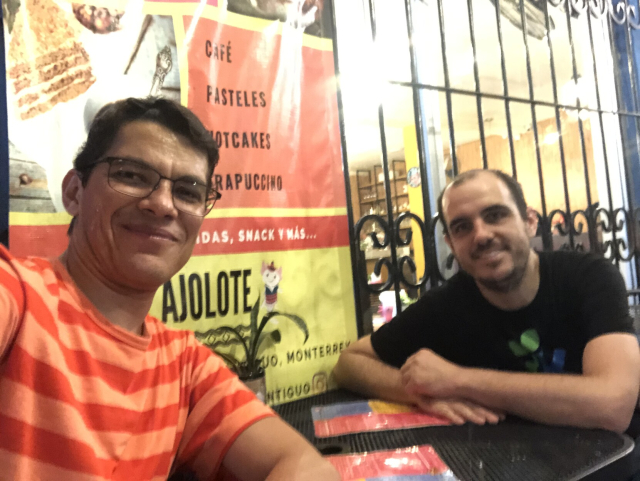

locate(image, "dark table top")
[[274, 390, 635, 481]]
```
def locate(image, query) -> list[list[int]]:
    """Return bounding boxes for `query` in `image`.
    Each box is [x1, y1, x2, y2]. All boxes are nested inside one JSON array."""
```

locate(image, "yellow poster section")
[[150, 246, 358, 405], [403, 125, 426, 280], [142, 0, 357, 404]]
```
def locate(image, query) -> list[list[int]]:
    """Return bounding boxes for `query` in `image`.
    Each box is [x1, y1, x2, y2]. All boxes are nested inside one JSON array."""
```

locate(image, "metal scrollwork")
[[571, 209, 590, 236], [627, 3, 640, 28], [548, 0, 640, 29], [593, 207, 614, 258], [548, 209, 570, 239], [431, 213, 450, 282], [394, 212, 429, 288], [569, 0, 588, 13], [354, 214, 395, 293], [352, 204, 639, 304], [610, 0, 628, 25], [612, 207, 633, 261], [589, 0, 608, 17]]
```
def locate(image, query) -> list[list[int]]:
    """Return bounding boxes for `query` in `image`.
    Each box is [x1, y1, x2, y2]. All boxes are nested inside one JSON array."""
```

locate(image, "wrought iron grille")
[[329, 0, 640, 335]]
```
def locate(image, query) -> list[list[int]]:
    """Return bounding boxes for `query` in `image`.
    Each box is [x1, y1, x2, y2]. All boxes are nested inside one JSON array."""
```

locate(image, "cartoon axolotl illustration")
[[261, 261, 282, 312]]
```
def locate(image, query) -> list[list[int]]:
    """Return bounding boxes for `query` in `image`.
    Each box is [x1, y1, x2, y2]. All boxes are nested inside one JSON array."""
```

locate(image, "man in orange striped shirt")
[[0, 97, 339, 480]]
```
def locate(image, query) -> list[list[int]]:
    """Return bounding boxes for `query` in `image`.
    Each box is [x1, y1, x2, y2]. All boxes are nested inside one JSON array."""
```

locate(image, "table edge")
[[567, 433, 635, 481]]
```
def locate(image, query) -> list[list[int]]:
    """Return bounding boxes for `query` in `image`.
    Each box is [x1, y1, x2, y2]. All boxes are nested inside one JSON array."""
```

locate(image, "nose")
[[472, 219, 494, 246], [139, 179, 178, 218]]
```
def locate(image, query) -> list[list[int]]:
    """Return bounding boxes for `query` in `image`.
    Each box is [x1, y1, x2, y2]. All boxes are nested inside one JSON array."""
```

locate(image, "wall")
[[450, 111, 599, 214]]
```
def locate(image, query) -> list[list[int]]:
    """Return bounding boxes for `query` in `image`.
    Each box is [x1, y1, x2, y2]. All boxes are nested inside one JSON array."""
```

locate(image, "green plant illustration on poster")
[[195, 295, 309, 380]]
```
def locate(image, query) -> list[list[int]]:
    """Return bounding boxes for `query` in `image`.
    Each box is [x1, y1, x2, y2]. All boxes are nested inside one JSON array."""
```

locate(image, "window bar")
[[564, 6, 595, 253], [436, 0, 459, 176], [586, 13, 618, 264], [466, 0, 488, 169], [493, 0, 517, 177], [616, 6, 640, 269], [623, 0, 640, 115], [403, 0, 438, 290], [608, 15, 640, 270], [367, 0, 403, 313], [519, 0, 552, 251], [327, 0, 366, 336], [603, 6, 640, 267], [388, 79, 640, 118], [542, 0, 574, 249]]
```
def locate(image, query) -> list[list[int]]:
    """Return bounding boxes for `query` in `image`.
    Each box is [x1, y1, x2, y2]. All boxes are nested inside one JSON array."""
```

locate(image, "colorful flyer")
[[4, 0, 357, 404], [312, 400, 451, 438], [327, 445, 459, 481]]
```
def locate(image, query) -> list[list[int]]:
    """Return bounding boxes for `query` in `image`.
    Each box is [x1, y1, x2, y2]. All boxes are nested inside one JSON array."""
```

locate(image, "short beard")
[[475, 250, 530, 293]]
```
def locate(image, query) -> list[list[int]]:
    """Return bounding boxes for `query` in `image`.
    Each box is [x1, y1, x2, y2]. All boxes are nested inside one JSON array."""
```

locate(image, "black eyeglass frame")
[[85, 156, 221, 217]]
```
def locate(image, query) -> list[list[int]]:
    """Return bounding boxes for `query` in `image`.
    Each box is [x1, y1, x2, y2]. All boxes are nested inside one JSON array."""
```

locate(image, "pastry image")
[[72, 4, 125, 34], [7, 0, 96, 120], [227, 0, 329, 36]]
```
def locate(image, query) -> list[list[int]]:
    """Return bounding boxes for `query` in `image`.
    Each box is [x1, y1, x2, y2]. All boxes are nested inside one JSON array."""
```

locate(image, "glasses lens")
[[173, 180, 209, 216], [108, 159, 159, 197], [202, 189, 220, 215], [107, 158, 216, 217]]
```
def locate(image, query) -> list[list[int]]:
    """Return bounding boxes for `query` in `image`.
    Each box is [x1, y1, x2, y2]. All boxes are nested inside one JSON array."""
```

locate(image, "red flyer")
[[327, 445, 460, 480], [312, 400, 451, 438]]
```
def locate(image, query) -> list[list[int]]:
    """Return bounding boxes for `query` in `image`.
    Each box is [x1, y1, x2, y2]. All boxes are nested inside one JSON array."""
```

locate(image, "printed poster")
[[3, 0, 357, 404]]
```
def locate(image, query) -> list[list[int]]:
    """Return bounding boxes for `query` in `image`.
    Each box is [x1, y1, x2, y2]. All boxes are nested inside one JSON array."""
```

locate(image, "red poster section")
[[186, 15, 345, 210]]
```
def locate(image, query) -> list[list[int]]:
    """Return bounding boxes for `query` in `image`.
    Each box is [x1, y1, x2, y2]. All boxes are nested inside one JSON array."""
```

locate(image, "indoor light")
[[544, 132, 560, 144]]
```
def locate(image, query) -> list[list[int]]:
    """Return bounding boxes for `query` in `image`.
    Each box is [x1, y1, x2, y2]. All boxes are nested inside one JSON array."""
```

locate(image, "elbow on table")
[[596, 391, 636, 434]]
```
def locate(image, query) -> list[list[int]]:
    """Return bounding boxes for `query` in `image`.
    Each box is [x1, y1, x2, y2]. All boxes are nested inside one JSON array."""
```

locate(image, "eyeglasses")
[[95, 157, 221, 217]]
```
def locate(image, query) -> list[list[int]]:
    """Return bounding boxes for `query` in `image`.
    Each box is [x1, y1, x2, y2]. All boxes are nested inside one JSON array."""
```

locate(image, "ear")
[[62, 170, 83, 217], [524, 206, 539, 238], [277, 267, 282, 277], [261, 261, 266, 273]]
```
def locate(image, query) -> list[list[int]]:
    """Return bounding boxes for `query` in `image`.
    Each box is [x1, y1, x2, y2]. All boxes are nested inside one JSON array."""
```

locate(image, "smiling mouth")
[[123, 225, 177, 242], [473, 249, 505, 261]]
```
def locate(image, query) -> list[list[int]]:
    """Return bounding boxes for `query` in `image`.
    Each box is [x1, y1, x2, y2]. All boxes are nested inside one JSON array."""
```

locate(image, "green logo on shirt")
[[508, 329, 540, 372]]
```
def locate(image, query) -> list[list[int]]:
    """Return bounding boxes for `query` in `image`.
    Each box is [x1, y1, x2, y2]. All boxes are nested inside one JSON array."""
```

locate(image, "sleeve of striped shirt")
[[0, 255, 26, 361], [174, 337, 275, 480]]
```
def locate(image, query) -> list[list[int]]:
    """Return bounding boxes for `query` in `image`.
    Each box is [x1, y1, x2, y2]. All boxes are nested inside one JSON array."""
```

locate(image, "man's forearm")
[[454, 368, 635, 432], [333, 351, 415, 404], [265, 449, 339, 480]]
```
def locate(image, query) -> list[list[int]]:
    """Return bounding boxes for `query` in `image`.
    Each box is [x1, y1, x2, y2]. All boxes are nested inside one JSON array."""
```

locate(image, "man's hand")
[[414, 397, 505, 425], [400, 348, 464, 398]]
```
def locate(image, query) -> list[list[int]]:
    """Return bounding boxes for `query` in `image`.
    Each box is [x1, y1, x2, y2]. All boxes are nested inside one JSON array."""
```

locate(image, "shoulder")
[[0, 245, 57, 308], [540, 250, 623, 286], [540, 249, 611, 269], [421, 271, 476, 307]]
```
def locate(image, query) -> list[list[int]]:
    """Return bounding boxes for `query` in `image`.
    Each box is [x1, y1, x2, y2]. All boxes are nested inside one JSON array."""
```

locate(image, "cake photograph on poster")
[[3, 0, 180, 215], [226, 0, 332, 37]]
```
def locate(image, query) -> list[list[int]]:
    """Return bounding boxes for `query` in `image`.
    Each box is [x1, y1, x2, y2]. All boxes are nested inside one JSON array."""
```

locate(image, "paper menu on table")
[[312, 400, 451, 437], [326, 445, 459, 480]]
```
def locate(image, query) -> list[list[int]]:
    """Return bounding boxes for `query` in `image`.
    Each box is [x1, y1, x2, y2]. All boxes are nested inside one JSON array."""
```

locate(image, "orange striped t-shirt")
[[0, 245, 274, 480]]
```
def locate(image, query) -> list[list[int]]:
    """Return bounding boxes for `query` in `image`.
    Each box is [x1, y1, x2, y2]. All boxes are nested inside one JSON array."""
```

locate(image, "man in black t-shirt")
[[334, 169, 640, 433]]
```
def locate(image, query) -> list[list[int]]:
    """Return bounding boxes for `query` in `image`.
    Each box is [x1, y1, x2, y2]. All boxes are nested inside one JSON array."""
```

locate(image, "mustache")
[[471, 240, 504, 259]]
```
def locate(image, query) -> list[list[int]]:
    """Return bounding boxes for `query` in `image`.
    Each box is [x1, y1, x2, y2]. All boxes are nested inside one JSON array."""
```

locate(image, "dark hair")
[[437, 169, 528, 235], [68, 97, 218, 234], [75, 97, 218, 182]]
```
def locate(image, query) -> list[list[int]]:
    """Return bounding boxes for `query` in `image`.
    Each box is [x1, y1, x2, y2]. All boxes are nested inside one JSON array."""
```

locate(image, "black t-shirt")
[[371, 250, 634, 374]]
